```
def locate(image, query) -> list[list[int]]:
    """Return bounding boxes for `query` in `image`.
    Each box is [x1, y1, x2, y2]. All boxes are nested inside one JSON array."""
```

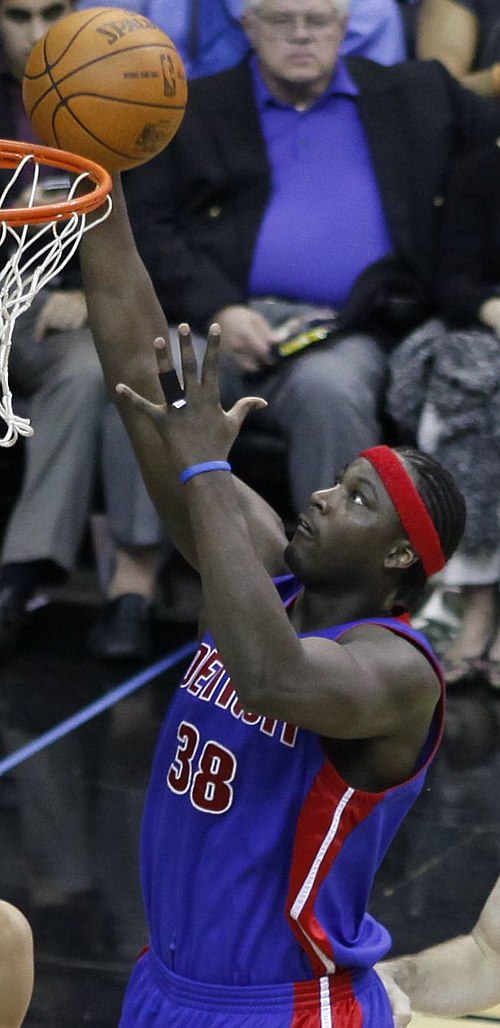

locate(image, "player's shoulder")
[[338, 617, 432, 654], [338, 620, 441, 700]]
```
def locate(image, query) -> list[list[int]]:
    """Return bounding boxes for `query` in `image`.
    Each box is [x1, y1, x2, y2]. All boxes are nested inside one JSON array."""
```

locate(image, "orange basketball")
[[22, 6, 188, 173]]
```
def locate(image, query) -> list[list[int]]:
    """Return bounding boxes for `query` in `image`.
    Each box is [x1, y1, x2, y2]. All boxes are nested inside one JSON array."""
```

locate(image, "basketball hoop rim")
[[0, 139, 112, 225]]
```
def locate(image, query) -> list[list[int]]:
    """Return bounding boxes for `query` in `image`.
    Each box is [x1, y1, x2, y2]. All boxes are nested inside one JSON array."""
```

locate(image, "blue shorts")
[[119, 949, 394, 1026]]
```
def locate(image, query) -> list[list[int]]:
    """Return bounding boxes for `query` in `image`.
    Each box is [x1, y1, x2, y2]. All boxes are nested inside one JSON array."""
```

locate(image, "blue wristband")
[[179, 460, 232, 484]]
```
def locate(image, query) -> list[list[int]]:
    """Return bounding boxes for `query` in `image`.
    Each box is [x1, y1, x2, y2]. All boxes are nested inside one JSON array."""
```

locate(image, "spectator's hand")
[[213, 305, 276, 373], [374, 963, 413, 1028], [34, 290, 88, 341]]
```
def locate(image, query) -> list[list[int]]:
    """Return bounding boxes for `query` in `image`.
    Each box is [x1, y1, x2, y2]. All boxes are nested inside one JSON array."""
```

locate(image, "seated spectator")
[[387, 140, 500, 686], [0, 0, 164, 663], [121, 0, 500, 515], [417, 0, 500, 97], [75, 0, 416, 75]]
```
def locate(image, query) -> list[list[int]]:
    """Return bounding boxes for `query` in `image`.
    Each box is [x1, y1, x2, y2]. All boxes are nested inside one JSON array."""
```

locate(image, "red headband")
[[360, 446, 446, 578]]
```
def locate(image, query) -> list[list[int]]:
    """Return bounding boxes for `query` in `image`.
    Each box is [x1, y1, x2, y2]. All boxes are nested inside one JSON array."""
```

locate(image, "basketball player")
[[78, 175, 466, 1026], [376, 872, 500, 1026]]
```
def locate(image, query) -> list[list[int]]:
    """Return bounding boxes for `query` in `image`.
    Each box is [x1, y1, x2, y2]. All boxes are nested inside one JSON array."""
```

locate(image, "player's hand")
[[34, 290, 88, 341], [116, 323, 267, 472], [375, 963, 413, 1028], [213, 305, 276, 372]]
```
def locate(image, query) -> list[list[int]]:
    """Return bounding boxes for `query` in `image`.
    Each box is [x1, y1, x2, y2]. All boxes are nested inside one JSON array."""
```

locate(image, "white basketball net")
[[0, 153, 111, 446]]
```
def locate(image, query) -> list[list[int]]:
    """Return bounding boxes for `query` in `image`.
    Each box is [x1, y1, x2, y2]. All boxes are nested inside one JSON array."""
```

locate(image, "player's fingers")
[[201, 323, 221, 400], [155, 337, 186, 400], [153, 336, 169, 365], [116, 383, 167, 420], [177, 323, 199, 396], [156, 334, 183, 381], [158, 367, 186, 407], [227, 396, 268, 432]]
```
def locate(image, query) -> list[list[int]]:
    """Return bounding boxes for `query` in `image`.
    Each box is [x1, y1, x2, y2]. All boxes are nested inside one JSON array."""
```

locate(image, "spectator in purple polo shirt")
[[121, 0, 500, 514]]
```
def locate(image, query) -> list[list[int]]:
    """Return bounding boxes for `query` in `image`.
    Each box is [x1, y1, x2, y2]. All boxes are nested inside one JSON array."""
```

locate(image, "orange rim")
[[0, 139, 112, 225]]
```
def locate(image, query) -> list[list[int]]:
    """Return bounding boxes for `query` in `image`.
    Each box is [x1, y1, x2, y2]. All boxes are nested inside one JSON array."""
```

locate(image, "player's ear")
[[384, 540, 418, 570]]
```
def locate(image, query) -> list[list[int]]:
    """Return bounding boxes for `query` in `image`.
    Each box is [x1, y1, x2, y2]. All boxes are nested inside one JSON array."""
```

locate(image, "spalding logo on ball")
[[22, 6, 188, 173]]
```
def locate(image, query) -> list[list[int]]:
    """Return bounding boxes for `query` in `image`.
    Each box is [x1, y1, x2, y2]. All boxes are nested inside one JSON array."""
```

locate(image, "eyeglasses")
[[253, 10, 340, 34]]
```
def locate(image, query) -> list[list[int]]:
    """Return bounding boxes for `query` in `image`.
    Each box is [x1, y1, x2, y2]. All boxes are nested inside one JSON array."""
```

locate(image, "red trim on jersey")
[[286, 761, 384, 974]]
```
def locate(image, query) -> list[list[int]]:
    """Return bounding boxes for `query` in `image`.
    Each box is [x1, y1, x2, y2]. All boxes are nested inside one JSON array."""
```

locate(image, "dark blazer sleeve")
[[122, 60, 271, 331], [437, 144, 500, 325], [346, 56, 500, 291]]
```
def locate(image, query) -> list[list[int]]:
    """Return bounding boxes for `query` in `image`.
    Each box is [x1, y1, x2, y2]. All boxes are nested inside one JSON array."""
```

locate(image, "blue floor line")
[[0, 638, 197, 777]]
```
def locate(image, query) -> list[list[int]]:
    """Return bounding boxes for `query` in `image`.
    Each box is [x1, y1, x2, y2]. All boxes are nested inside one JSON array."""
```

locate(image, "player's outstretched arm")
[[376, 873, 500, 1018], [79, 173, 197, 567], [79, 175, 287, 575]]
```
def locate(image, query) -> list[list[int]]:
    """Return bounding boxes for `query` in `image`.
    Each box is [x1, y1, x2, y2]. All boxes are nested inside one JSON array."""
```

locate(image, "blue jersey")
[[139, 575, 443, 988]]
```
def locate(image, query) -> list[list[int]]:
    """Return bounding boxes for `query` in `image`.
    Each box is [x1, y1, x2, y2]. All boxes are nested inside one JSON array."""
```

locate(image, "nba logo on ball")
[[22, 6, 188, 173]]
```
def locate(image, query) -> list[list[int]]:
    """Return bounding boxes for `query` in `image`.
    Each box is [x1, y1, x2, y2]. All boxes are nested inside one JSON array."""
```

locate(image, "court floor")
[[413, 1011, 500, 1027]]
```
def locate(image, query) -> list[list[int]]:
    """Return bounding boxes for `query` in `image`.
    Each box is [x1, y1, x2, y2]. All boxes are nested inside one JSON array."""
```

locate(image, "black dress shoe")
[[87, 593, 154, 662], [0, 561, 67, 660]]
